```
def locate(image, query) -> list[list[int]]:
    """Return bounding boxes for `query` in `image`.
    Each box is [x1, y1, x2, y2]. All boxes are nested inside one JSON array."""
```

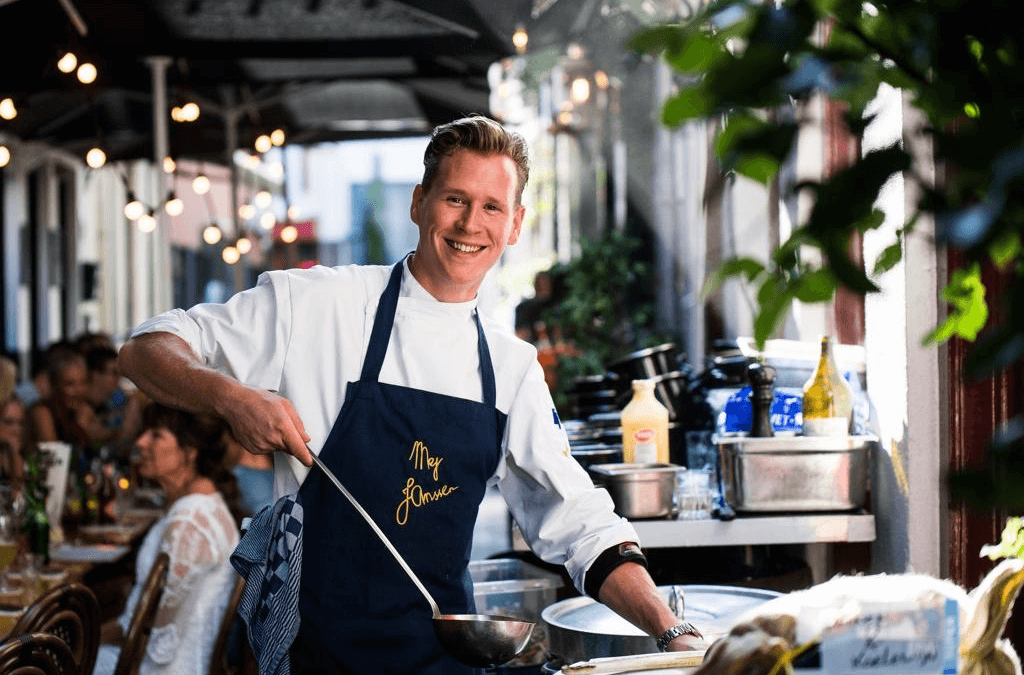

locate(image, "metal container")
[[606, 343, 681, 392], [542, 585, 780, 663], [714, 434, 876, 512], [588, 463, 680, 519]]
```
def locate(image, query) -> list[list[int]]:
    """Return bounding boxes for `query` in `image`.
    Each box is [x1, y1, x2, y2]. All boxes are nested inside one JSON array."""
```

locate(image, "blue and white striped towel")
[[231, 492, 304, 675]]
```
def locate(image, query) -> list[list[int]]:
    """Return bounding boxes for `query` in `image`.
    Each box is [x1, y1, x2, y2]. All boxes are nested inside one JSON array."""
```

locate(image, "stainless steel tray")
[[713, 434, 877, 512]]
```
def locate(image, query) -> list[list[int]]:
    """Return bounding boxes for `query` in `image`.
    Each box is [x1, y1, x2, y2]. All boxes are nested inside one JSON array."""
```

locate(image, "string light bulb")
[[0, 98, 16, 121], [163, 156, 176, 173], [0, 145, 10, 169], [236, 235, 253, 255], [57, 52, 78, 73], [254, 189, 272, 209], [85, 147, 106, 169], [164, 192, 184, 216], [123, 193, 145, 221], [570, 76, 591, 104], [222, 245, 240, 265], [512, 25, 528, 54], [287, 205, 299, 220], [259, 212, 276, 230], [137, 211, 157, 233], [192, 173, 211, 195], [254, 134, 272, 153], [77, 62, 97, 84], [271, 128, 286, 146], [202, 223, 223, 245], [181, 102, 199, 121], [280, 224, 299, 244], [238, 203, 256, 220]]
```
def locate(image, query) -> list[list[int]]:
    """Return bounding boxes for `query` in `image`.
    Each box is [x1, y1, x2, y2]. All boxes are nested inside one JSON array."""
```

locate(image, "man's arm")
[[117, 332, 312, 465], [598, 562, 706, 652]]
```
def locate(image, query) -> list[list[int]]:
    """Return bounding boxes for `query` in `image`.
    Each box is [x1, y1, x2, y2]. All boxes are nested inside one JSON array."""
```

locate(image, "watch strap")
[[656, 621, 703, 651]]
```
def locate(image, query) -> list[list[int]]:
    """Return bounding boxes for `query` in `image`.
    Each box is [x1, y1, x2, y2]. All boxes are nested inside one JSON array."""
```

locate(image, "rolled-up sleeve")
[[493, 359, 638, 595], [130, 270, 292, 393]]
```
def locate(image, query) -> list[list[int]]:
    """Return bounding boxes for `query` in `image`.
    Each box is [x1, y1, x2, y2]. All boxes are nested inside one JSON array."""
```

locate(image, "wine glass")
[[0, 484, 20, 595]]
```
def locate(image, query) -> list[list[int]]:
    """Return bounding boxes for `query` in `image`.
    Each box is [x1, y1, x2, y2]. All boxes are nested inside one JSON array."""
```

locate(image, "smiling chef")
[[118, 115, 704, 674]]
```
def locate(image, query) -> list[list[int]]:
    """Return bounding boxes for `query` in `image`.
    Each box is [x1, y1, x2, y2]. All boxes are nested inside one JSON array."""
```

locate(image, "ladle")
[[310, 453, 535, 667]]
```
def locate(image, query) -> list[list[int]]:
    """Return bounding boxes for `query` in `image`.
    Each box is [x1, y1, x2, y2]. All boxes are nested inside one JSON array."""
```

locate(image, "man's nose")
[[457, 204, 483, 231]]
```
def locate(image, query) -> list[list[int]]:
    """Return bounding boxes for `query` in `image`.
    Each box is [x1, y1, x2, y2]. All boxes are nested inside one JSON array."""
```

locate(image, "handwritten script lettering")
[[409, 440, 444, 482], [395, 477, 459, 525]]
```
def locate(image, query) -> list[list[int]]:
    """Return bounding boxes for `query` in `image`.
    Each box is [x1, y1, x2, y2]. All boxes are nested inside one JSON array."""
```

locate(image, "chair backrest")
[[114, 551, 171, 675], [0, 632, 78, 675], [10, 582, 101, 675], [208, 572, 245, 675]]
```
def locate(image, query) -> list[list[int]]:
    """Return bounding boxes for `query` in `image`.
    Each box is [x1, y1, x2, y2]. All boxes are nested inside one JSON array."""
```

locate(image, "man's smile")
[[446, 239, 484, 253]]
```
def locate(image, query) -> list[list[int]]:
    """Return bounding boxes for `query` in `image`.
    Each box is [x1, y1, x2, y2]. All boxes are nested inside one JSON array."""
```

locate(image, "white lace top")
[[93, 492, 240, 675]]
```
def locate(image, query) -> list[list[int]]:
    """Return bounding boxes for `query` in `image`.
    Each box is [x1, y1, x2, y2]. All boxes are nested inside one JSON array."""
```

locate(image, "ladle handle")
[[309, 451, 442, 617]]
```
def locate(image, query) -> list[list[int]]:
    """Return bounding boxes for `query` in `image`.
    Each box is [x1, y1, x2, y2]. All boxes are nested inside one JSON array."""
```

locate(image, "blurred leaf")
[[662, 88, 715, 126], [923, 264, 989, 344], [792, 268, 838, 303], [626, 23, 689, 54], [666, 33, 726, 73], [753, 281, 795, 348], [873, 236, 904, 275], [989, 229, 1022, 268], [703, 256, 766, 298]]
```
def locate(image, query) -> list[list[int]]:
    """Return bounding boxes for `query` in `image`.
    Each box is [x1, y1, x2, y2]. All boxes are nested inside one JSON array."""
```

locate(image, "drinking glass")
[[0, 485, 19, 595]]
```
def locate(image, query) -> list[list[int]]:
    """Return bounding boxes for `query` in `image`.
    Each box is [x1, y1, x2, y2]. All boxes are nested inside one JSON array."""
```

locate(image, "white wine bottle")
[[801, 335, 853, 437]]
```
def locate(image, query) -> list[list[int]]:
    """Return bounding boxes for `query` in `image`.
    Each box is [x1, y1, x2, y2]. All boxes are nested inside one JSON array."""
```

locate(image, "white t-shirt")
[[131, 259, 637, 593]]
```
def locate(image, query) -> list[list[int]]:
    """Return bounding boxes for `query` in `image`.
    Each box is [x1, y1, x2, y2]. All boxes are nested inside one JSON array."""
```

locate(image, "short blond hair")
[[422, 115, 530, 203]]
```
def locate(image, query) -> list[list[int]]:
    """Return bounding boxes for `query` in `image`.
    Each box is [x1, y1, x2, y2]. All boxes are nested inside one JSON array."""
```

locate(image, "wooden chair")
[[9, 582, 101, 675], [0, 632, 77, 675], [113, 551, 170, 675], [208, 572, 250, 675]]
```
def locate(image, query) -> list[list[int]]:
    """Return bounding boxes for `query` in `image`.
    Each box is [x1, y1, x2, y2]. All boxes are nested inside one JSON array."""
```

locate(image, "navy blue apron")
[[293, 259, 506, 674]]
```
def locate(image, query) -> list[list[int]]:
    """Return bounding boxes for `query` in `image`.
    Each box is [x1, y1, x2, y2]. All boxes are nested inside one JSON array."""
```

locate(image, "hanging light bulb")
[[280, 224, 299, 244], [0, 97, 17, 121], [202, 223, 223, 245], [164, 192, 184, 216], [570, 76, 591, 104], [85, 147, 106, 169], [163, 156, 176, 173], [180, 102, 200, 122], [254, 134, 273, 153], [254, 189, 272, 209], [271, 128, 286, 146], [137, 211, 157, 233], [222, 245, 241, 264], [0, 145, 10, 169], [594, 70, 610, 90], [259, 212, 276, 231], [238, 203, 256, 220], [236, 235, 253, 255], [77, 62, 97, 84], [123, 193, 144, 221], [192, 173, 211, 195], [512, 25, 528, 54], [57, 51, 78, 73], [287, 205, 299, 221]]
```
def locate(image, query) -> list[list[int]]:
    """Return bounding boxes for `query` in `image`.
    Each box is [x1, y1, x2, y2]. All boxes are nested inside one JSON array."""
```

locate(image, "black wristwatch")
[[656, 622, 703, 651]]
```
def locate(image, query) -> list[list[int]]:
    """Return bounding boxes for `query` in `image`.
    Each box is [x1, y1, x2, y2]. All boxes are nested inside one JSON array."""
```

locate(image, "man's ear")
[[410, 184, 425, 224], [508, 204, 525, 246]]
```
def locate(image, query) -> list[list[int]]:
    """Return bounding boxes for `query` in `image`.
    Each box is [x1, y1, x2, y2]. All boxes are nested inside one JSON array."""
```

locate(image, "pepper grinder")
[[747, 361, 777, 437]]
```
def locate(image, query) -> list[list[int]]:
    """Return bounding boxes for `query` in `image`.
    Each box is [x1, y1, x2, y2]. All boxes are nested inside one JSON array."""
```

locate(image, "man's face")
[[410, 149, 524, 302]]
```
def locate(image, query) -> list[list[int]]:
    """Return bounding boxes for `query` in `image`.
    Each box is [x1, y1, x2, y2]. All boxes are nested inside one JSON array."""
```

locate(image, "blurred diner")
[[93, 402, 241, 675]]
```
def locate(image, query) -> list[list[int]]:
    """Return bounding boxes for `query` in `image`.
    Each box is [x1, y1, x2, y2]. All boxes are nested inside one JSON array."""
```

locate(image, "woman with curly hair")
[[93, 402, 241, 675]]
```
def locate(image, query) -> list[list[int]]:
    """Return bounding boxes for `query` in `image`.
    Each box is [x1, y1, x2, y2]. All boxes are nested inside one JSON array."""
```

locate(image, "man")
[[118, 115, 702, 673]]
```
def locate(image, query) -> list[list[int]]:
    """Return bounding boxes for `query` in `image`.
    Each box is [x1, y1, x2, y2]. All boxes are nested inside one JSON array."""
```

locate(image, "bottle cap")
[[632, 378, 654, 390]]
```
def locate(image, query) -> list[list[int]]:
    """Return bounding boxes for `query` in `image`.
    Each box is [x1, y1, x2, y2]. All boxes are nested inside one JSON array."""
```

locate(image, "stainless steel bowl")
[[588, 463, 680, 519]]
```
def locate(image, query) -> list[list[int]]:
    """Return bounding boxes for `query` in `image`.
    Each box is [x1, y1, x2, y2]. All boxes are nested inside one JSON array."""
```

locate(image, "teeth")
[[449, 241, 483, 253]]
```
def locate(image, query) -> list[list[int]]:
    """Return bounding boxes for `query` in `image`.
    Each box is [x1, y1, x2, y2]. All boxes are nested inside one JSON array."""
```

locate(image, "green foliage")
[[980, 517, 1024, 561], [541, 229, 670, 413], [630, 0, 1024, 511]]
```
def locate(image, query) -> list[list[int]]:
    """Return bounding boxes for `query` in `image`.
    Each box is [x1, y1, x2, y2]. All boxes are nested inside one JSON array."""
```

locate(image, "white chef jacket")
[[131, 258, 639, 594]]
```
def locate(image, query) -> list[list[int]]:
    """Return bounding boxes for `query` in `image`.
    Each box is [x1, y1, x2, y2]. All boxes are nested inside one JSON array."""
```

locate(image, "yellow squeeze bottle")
[[620, 379, 670, 464]]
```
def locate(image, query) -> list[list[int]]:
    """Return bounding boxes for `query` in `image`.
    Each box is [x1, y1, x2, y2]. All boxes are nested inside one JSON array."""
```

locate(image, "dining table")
[[0, 506, 163, 638]]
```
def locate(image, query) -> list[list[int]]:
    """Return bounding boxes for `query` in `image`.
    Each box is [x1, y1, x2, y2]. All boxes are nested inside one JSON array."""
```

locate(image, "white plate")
[[49, 543, 129, 563]]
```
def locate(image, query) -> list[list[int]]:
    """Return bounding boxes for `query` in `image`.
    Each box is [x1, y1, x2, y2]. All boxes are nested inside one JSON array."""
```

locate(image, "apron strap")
[[360, 254, 498, 409], [359, 257, 405, 381]]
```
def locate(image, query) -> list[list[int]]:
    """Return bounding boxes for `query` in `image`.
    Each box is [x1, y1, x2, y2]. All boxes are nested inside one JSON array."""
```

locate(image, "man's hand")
[[216, 384, 313, 466]]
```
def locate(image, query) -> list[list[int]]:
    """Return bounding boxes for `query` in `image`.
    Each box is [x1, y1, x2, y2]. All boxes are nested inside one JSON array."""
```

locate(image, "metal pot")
[[606, 344, 681, 391], [588, 463, 680, 520], [541, 585, 780, 664]]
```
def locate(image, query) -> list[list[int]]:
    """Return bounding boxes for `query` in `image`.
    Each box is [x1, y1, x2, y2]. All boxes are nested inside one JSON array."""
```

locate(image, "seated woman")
[[26, 345, 94, 454], [0, 395, 25, 489], [93, 402, 242, 675]]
